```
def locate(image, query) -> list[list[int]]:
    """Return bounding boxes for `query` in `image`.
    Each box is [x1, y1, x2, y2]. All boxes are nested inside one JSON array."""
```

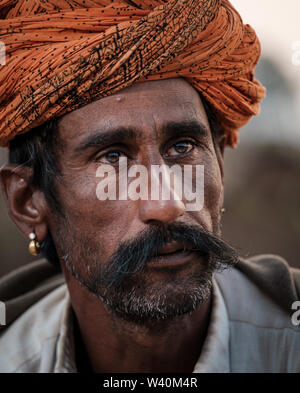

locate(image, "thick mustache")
[[100, 222, 239, 288]]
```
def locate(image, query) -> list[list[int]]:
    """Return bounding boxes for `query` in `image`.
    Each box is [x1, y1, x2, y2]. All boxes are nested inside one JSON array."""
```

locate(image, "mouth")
[[147, 241, 197, 268]]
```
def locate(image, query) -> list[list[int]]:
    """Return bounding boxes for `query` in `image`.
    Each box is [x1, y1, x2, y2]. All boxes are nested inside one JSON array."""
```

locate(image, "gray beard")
[[100, 273, 213, 323], [57, 220, 236, 324], [63, 251, 214, 323]]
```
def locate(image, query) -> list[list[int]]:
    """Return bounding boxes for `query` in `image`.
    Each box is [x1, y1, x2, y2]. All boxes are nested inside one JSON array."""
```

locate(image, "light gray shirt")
[[0, 260, 299, 373]]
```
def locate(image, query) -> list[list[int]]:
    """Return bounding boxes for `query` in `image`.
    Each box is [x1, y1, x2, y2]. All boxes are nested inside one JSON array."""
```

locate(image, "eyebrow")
[[74, 120, 209, 153], [75, 127, 140, 152], [162, 120, 209, 140]]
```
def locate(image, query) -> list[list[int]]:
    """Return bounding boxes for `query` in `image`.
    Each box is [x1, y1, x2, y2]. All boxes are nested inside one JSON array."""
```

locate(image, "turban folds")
[[0, 0, 265, 147]]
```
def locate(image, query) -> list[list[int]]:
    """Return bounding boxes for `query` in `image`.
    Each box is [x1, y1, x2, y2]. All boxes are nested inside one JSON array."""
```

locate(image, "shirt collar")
[[54, 291, 77, 373], [193, 278, 230, 373]]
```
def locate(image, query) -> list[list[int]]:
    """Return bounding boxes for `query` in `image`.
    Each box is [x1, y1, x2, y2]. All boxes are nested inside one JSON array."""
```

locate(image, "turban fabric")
[[0, 0, 265, 147]]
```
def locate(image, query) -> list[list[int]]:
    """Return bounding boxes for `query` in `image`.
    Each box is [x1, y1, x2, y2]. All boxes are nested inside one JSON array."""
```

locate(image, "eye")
[[95, 150, 127, 164], [165, 140, 196, 157]]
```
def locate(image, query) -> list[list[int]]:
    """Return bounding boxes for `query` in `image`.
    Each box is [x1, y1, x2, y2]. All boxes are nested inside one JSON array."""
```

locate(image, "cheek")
[[204, 162, 223, 212], [54, 172, 137, 260], [189, 157, 223, 233]]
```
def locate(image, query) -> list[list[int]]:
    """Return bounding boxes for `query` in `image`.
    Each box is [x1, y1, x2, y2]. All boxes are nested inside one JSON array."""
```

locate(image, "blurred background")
[[0, 0, 299, 277]]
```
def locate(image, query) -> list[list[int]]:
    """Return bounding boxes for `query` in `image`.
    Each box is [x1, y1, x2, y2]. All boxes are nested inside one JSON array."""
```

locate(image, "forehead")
[[58, 78, 209, 146]]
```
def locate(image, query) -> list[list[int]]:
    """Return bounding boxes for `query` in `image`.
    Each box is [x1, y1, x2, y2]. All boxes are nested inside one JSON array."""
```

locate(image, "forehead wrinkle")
[[58, 79, 208, 153]]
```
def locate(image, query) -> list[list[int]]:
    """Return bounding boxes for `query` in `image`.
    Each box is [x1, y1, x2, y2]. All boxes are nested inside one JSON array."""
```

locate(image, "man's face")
[[48, 78, 236, 322]]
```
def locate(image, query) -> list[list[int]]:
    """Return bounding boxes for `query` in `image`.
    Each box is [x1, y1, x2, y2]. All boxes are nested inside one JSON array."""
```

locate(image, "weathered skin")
[[1, 78, 226, 372]]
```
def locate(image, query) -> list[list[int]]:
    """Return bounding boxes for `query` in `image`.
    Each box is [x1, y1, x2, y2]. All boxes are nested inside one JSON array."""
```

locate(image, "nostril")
[[147, 219, 162, 226], [138, 198, 186, 224]]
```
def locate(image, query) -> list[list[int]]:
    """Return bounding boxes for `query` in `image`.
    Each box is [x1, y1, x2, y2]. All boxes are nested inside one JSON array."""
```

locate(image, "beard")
[[56, 221, 238, 323]]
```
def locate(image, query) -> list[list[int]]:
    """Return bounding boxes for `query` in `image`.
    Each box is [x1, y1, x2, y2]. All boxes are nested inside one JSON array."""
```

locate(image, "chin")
[[98, 270, 213, 324]]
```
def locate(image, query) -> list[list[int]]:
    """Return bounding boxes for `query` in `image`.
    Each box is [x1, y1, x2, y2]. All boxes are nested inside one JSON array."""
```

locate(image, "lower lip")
[[147, 250, 196, 268]]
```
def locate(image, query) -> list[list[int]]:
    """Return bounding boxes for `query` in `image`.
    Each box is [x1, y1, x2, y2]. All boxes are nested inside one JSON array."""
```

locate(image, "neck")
[[64, 267, 212, 373]]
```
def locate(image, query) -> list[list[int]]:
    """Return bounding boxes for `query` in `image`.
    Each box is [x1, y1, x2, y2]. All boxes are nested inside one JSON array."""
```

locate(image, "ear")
[[0, 164, 49, 244]]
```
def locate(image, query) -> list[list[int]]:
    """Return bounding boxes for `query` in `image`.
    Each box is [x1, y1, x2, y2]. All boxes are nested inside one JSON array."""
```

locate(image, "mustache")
[[100, 222, 239, 287]]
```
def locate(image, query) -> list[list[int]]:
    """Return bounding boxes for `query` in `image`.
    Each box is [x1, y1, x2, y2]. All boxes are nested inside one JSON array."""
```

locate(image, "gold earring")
[[221, 207, 226, 215], [28, 232, 41, 256]]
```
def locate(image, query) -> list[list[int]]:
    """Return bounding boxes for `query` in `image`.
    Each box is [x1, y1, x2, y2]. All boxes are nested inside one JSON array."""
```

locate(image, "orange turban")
[[0, 0, 265, 147]]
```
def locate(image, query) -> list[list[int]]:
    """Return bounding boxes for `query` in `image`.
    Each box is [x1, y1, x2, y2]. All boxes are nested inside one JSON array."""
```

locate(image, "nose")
[[139, 198, 185, 224], [137, 160, 186, 224], [139, 165, 185, 224]]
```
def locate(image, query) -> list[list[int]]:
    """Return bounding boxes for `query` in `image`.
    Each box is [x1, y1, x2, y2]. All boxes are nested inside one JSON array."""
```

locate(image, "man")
[[0, 0, 299, 373]]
